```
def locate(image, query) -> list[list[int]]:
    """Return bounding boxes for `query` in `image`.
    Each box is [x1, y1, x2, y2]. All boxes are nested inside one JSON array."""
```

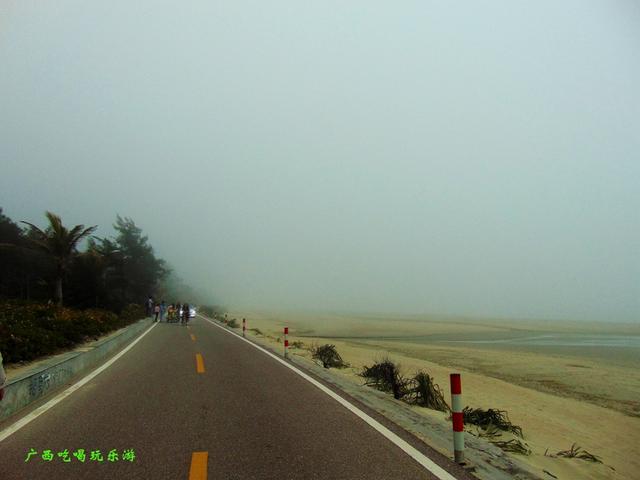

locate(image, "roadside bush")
[[0, 300, 143, 364], [360, 358, 409, 400], [407, 372, 450, 412], [226, 318, 238, 328], [311, 344, 348, 369], [119, 303, 145, 324]]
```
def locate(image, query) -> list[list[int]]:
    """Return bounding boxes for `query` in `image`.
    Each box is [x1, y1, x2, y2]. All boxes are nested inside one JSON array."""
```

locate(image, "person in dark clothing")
[[182, 303, 190, 325]]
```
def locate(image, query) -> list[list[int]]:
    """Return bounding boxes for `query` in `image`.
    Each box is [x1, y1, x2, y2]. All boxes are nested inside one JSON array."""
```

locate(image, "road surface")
[[0, 316, 474, 480]]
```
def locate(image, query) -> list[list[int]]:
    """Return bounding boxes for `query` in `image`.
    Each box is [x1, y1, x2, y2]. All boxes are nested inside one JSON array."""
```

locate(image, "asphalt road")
[[0, 316, 474, 480]]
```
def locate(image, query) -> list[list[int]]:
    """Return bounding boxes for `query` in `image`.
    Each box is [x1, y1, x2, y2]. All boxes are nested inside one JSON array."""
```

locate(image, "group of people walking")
[[146, 297, 192, 325]]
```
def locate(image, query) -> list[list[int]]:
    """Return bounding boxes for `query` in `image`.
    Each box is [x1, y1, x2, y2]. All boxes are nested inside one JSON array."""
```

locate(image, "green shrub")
[[119, 304, 145, 324], [0, 300, 142, 364]]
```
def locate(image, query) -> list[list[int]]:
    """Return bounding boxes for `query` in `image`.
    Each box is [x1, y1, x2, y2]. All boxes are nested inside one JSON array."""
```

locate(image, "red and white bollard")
[[450, 373, 464, 464], [242, 318, 246, 337], [284, 327, 289, 358]]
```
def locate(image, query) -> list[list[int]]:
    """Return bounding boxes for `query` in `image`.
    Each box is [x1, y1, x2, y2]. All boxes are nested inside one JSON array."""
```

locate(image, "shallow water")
[[438, 333, 640, 348], [319, 331, 640, 367]]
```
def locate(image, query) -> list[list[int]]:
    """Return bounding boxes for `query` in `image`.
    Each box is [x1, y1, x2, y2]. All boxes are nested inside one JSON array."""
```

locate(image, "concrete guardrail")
[[0, 318, 152, 422]]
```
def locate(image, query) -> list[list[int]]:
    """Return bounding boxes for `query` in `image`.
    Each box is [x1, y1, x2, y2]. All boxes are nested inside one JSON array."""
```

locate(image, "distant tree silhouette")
[[112, 215, 168, 307]]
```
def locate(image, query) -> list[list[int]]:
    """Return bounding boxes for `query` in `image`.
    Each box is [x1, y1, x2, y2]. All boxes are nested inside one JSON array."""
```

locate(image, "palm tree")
[[21, 211, 97, 306]]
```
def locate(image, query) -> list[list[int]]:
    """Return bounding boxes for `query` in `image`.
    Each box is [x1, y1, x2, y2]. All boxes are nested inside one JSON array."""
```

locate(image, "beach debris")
[[462, 407, 523, 438], [549, 443, 602, 463], [310, 344, 348, 369], [489, 438, 531, 455], [226, 318, 238, 328], [471, 423, 500, 439], [542, 470, 558, 479], [406, 372, 450, 412], [360, 359, 409, 400], [248, 328, 263, 336]]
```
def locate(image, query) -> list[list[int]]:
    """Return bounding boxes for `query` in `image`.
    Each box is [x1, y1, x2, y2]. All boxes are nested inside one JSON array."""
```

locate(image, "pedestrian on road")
[[154, 304, 160, 322], [182, 303, 189, 326], [146, 296, 154, 317], [0, 351, 7, 401], [160, 300, 166, 322]]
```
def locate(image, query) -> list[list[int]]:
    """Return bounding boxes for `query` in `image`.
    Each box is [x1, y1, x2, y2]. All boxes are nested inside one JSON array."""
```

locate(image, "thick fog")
[[1, 1, 638, 321]]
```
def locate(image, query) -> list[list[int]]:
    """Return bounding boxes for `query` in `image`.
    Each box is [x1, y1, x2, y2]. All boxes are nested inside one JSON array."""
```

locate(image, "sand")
[[229, 310, 640, 480]]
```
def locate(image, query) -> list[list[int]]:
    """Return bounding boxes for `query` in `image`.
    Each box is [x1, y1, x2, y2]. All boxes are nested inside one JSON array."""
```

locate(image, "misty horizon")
[[1, 1, 638, 322]]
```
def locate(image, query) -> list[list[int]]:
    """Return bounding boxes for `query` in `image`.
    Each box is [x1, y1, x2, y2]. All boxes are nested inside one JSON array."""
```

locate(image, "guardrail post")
[[450, 373, 464, 464], [284, 327, 289, 358], [242, 318, 246, 337]]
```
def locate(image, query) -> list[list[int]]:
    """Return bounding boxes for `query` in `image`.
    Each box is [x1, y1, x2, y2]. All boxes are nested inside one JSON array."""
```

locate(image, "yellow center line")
[[190, 334, 196, 341], [195, 353, 205, 373], [189, 452, 208, 480]]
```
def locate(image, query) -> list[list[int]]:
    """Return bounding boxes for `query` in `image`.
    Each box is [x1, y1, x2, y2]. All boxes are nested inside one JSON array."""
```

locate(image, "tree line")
[[0, 208, 169, 312]]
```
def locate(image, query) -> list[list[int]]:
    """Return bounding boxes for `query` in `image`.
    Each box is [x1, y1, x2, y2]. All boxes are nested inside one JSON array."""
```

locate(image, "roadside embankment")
[[0, 317, 152, 422]]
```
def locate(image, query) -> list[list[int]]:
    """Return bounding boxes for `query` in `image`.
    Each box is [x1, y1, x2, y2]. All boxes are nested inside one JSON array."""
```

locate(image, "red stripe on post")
[[284, 339, 289, 347], [284, 327, 289, 335], [452, 411, 464, 432], [450, 373, 462, 395]]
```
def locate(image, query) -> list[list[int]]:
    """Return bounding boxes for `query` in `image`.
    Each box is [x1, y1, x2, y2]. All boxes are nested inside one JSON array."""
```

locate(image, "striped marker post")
[[242, 318, 246, 337], [450, 373, 464, 464], [284, 327, 289, 358]]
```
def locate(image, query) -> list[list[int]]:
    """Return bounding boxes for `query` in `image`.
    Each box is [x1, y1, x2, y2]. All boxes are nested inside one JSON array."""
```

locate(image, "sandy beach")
[[229, 311, 640, 480]]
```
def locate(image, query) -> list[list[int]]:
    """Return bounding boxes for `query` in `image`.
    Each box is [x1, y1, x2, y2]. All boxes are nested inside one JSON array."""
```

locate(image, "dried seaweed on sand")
[[462, 407, 523, 438]]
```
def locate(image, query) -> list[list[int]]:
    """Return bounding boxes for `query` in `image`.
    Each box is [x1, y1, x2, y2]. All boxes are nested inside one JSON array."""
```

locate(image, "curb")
[[0, 318, 153, 422]]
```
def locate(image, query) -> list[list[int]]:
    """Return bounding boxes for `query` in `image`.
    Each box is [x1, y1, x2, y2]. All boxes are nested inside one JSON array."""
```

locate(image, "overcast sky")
[[1, 1, 638, 321]]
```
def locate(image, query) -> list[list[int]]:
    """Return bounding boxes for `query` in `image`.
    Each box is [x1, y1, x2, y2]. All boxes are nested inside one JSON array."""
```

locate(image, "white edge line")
[[0, 322, 158, 443], [199, 315, 458, 480]]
